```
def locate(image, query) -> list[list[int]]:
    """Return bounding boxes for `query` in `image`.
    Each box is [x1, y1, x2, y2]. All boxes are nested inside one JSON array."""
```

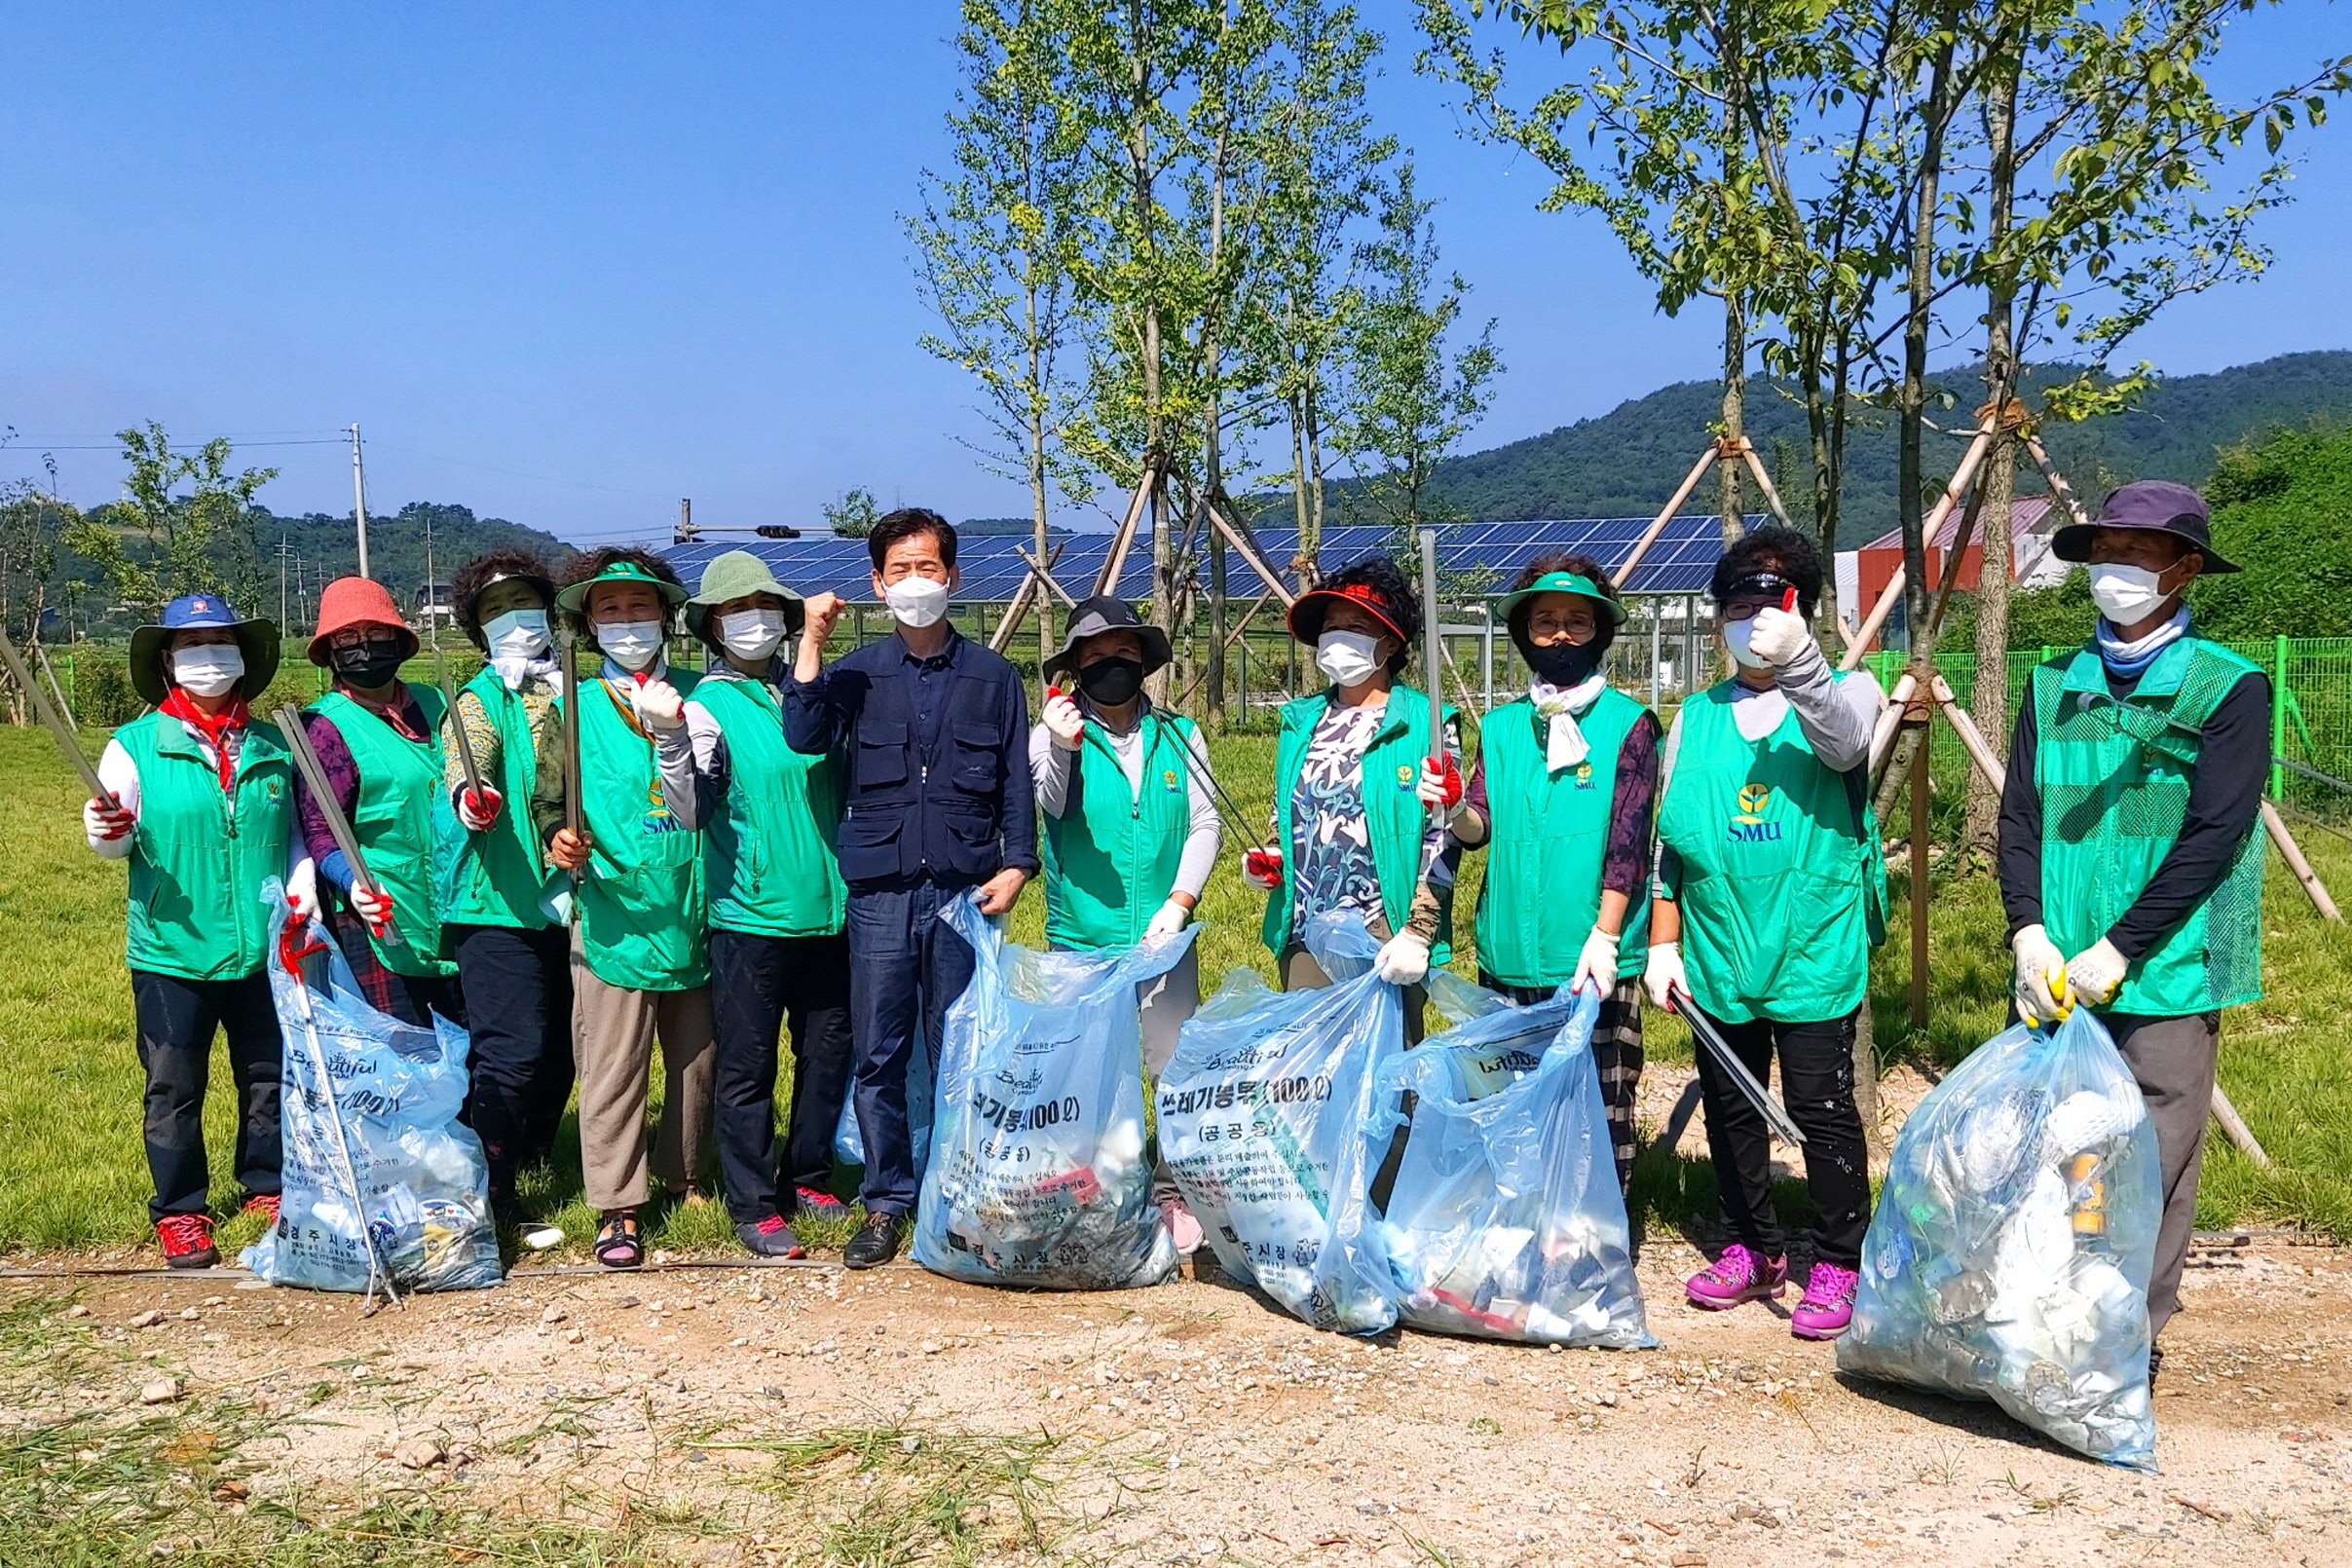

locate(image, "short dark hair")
[[868, 507, 958, 573], [450, 546, 555, 650], [1506, 550, 1621, 659], [1322, 553, 1420, 674], [557, 545, 684, 632], [1709, 526, 1822, 620]]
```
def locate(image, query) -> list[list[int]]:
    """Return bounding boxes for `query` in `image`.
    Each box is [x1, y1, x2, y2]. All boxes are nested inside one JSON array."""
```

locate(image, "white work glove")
[[456, 784, 504, 832], [1042, 689, 1085, 753], [1373, 929, 1431, 987], [2064, 937, 2128, 1010], [350, 881, 402, 942], [1570, 925, 1622, 995], [632, 678, 686, 732], [284, 859, 319, 923], [1746, 605, 1812, 667], [1144, 898, 1190, 940], [1642, 941, 1688, 1013], [1242, 845, 1285, 892], [2010, 922, 2069, 1026], [1415, 755, 1467, 827], [84, 797, 135, 844]]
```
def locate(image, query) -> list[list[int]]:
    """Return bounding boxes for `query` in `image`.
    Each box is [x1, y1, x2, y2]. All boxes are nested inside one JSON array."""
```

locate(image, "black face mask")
[[332, 642, 407, 690], [1077, 655, 1145, 707], [1523, 638, 1601, 688]]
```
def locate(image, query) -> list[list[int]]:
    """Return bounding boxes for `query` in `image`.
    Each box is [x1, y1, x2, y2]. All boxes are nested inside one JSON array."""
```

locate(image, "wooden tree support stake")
[[2209, 1085, 2273, 1168], [1614, 444, 1721, 587], [1840, 422, 1999, 670], [2261, 801, 2342, 920]]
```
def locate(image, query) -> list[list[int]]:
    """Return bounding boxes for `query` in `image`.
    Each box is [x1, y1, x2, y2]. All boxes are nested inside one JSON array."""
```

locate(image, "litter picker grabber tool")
[[434, 654, 485, 810], [1669, 988, 1810, 1148], [1416, 527, 1454, 882], [0, 627, 112, 804], [274, 704, 400, 945], [558, 626, 585, 904], [1050, 682, 1268, 860]]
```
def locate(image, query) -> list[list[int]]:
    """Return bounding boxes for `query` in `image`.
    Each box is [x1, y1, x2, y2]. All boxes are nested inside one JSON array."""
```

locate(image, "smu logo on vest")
[[1727, 782, 1782, 842], [1573, 760, 1595, 790]]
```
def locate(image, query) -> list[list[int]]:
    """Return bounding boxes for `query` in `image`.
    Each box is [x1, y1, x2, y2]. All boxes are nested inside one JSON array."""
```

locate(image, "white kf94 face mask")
[[883, 576, 951, 629], [484, 609, 550, 660], [718, 609, 786, 661], [1314, 629, 1382, 688], [596, 619, 665, 673], [1722, 618, 1771, 671], [2087, 562, 2172, 625], [171, 644, 245, 697]]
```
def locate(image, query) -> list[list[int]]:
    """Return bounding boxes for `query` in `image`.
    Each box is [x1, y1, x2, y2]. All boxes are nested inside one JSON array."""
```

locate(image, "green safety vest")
[[1262, 686, 1456, 965], [696, 670, 847, 940], [308, 688, 459, 979], [437, 669, 556, 930], [2031, 636, 2264, 1017], [1657, 677, 1887, 1024], [1043, 709, 1198, 951], [1473, 688, 1654, 989], [117, 710, 294, 982], [563, 670, 708, 990]]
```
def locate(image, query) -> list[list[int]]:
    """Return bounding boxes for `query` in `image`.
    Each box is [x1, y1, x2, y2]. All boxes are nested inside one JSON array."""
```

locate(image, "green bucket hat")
[[1496, 570, 1626, 627], [685, 549, 805, 639], [553, 557, 689, 616]]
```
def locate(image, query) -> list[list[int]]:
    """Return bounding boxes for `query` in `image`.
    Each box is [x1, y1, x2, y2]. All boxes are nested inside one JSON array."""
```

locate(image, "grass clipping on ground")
[[0, 1288, 1129, 1567]]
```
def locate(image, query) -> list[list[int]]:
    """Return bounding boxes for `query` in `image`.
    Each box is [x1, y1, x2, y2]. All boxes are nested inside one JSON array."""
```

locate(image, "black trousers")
[[1692, 1005, 1871, 1270], [1480, 972, 1646, 1195], [450, 922, 576, 1210], [131, 968, 283, 1222], [709, 927, 855, 1225]]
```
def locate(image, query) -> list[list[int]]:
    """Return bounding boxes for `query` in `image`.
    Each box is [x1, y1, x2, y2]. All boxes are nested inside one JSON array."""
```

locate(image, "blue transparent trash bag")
[[1343, 986, 1657, 1349], [834, 1017, 933, 1173], [912, 895, 1193, 1289], [1839, 1008, 2159, 1470], [243, 886, 502, 1293], [1157, 913, 1404, 1332]]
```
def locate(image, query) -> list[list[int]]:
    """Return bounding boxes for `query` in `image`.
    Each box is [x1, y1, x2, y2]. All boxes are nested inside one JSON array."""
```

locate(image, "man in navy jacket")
[[783, 508, 1036, 1267]]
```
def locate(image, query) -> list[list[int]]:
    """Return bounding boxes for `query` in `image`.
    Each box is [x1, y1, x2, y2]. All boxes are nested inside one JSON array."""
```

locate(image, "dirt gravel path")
[[7, 1232, 2346, 1566]]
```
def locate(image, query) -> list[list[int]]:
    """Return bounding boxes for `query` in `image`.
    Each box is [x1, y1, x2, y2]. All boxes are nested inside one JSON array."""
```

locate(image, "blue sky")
[[3, 3, 2345, 544]]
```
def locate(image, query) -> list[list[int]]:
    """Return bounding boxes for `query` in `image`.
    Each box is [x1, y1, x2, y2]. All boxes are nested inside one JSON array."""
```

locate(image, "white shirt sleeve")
[[89, 738, 139, 859], [1029, 722, 1075, 818], [1777, 644, 1883, 772], [1172, 725, 1221, 901], [653, 702, 727, 832]]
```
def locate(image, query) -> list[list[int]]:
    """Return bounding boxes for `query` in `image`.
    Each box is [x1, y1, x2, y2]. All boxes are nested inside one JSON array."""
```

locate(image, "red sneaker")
[[157, 1213, 218, 1269], [794, 1185, 849, 1221], [242, 1193, 281, 1229]]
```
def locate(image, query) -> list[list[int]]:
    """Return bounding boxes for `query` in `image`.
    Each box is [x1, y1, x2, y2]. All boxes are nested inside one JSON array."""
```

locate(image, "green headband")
[[1499, 571, 1626, 626]]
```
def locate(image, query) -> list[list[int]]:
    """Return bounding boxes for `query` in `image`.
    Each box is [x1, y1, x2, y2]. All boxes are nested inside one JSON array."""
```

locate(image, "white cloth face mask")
[[719, 609, 786, 661], [1722, 618, 1770, 670], [883, 576, 951, 629], [484, 609, 549, 660], [171, 644, 244, 697], [2087, 562, 2168, 624], [596, 619, 665, 673], [1315, 629, 1382, 688]]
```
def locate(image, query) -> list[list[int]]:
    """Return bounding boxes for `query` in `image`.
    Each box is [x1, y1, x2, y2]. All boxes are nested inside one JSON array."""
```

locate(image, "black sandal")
[[594, 1212, 643, 1270]]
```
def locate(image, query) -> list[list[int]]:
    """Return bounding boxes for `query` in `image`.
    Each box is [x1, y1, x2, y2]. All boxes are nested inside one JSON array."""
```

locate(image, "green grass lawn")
[[3, 724, 2349, 1257]]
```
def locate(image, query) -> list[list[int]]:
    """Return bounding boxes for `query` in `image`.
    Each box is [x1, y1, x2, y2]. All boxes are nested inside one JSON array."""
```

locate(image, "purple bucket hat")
[[2051, 479, 2240, 574]]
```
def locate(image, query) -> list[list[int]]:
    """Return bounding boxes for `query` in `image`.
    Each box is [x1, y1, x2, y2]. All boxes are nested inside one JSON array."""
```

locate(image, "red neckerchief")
[[158, 687, 249, 792]]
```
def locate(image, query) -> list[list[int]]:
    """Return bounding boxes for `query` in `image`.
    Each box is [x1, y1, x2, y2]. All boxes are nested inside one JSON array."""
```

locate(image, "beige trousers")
[[571, 933, 717, 1213]]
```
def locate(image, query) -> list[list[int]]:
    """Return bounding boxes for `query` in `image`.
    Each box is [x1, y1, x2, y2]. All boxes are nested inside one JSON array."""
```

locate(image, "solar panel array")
[[661, 513, 1754, 603]]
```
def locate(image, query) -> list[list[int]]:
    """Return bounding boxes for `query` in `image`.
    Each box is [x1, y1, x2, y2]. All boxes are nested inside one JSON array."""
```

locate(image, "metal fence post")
[[2273, 634, 2289, 801], [1649, 599, 1661, 709], [1481, 604, 1494, 712]]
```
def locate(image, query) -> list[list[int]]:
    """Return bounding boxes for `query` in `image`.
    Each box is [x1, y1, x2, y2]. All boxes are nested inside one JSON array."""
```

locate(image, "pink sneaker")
[[1159, 1197, 1204, 1254], [1790, 1261, 1860, 1340], [1685, 1243, 1788, 1310]]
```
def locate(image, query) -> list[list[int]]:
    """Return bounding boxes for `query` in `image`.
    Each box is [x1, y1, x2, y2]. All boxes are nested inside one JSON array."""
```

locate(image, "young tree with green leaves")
[[909, 0, 1094, 663], [1340, 162, 1503, 541], [64, 423, 278, 619]]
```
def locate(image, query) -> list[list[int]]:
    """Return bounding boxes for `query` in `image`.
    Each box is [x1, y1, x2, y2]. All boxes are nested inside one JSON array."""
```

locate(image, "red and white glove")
[[457, 784, 504, 832], [1243, 845, 1285, 892], [351, 882, 401, 940], [632, 677, 686, 732], [285, 859, 320, 923], [1042, 687, 1085, 753], [1747, 604, 1812, 667], [1416, 755, 1466, 827], [84, 797, 134, 843]]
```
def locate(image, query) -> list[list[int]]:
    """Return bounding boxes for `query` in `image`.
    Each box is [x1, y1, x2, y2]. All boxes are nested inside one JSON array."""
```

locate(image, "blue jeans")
[[845, 878, 978, 1214]]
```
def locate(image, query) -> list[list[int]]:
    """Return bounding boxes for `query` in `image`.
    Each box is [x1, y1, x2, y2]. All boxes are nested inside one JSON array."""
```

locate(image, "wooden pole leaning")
[[1613, 444, 1720, 588], [1093, 461, 1160, 599], [1839, 423, 2000, 671], [2261, 801, 2342, 921], [987, 539, 1070, 654]]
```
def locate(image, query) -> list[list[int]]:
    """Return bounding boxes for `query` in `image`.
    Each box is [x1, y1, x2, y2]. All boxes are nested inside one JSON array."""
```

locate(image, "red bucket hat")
[[307, 576, 421, 666], [1286, 580, 1411, 647]]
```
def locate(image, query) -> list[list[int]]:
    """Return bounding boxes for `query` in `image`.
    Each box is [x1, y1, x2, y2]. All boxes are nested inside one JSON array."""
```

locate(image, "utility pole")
[[423, 506, 439, 653], [349, 423, 372, 579], [278, 531, 289, 628]]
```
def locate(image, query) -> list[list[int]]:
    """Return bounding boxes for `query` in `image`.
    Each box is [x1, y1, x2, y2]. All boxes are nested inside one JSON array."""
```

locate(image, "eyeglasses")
[[1719, 600, 1776, 622], [329, 628, 404, 651]]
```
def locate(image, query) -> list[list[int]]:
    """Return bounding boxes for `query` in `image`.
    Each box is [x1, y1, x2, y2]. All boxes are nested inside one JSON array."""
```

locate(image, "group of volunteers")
[[87, 480, 2263, 1365]]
